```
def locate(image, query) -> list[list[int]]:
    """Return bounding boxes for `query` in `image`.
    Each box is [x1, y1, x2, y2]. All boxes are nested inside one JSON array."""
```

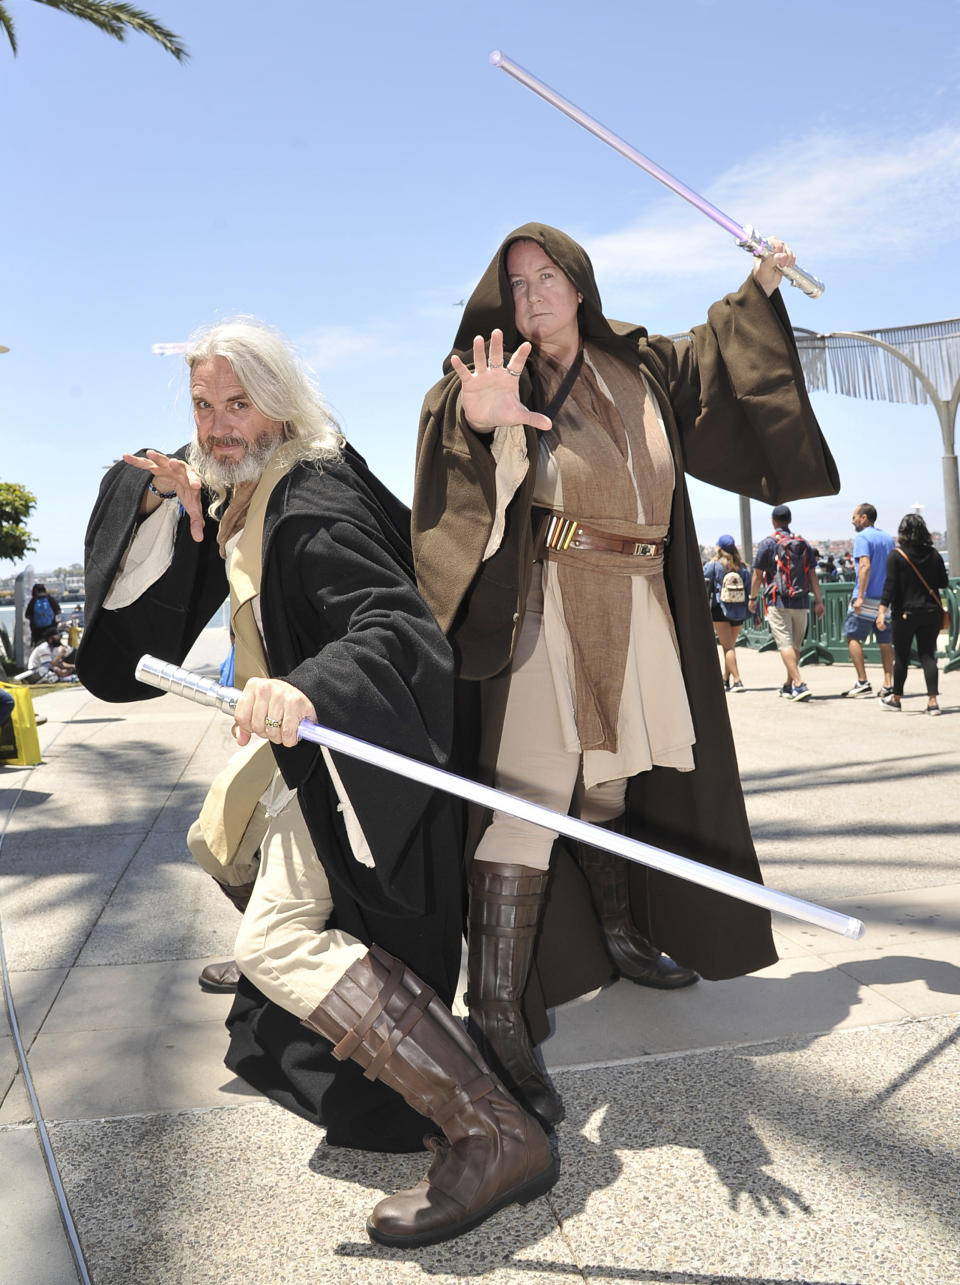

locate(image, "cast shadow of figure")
[[312, 956, 960, 1277]]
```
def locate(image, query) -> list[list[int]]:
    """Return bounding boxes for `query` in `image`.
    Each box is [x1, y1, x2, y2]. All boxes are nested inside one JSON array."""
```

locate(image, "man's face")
[[851, 510, 868, 532], [190, 356, 283, 486]]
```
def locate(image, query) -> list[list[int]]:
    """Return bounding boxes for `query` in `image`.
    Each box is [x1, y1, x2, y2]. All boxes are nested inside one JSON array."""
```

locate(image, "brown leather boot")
[[467, 862, 564, 1126], [578, 835, 699, 990], [197, 878, 257, 992], [303, 945, 556, 1248]]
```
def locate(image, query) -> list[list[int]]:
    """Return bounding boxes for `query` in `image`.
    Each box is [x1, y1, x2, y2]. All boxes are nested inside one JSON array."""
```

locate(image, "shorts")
[[844, 610, 891, 643], [766, 605, 809, 653], [710, 602, 726, 623]]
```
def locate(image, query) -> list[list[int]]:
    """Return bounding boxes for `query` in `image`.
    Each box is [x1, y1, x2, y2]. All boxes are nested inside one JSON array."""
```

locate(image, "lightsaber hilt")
[[136, 655, 240, 716], [490, 50, 824, 300], [137, 655, 863, 940]]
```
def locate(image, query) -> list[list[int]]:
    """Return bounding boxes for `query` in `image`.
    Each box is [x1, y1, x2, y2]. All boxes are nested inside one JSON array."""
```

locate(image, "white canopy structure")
[[794, 320, 960, 574]]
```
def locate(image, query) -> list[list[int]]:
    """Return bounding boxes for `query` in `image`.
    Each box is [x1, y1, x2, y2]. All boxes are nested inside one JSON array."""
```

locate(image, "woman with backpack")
[[25, 583, 61, 646], [876, 513, 949, 715], [703, 535, 751, 691]]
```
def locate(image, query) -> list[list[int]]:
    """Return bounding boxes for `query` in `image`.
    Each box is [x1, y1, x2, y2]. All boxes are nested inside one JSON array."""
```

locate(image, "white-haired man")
[[77, 320, 555, 1249]]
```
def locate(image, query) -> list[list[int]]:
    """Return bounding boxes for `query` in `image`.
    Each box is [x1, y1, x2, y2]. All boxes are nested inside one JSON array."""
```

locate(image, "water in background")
[[1, 600, 230, 668]]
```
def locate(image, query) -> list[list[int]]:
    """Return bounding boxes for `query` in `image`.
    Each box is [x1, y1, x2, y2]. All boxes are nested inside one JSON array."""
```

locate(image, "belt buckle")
[[634, 541, 656, 557]]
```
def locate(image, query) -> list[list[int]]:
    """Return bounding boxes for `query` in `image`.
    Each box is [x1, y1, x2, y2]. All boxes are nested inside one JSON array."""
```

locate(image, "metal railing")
[[738, 579, 960, 671]]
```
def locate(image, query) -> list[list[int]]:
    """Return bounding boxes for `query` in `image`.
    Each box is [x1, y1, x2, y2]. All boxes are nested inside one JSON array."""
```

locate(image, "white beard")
[[186, 431, 281, 489]]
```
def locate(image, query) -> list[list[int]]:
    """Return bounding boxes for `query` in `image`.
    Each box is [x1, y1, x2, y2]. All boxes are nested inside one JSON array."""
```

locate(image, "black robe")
[[78, 446, 464, 1151], [412, 223, 841, 1041]]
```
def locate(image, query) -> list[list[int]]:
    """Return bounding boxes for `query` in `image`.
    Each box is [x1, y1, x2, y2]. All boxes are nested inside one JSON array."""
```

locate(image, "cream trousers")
[[473, 586, 626, 871], [205, 794, 366, 1022]]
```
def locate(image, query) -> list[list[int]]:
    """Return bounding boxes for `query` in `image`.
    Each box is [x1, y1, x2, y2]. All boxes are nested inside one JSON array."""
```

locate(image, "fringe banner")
[[794, 320, 960, 407]]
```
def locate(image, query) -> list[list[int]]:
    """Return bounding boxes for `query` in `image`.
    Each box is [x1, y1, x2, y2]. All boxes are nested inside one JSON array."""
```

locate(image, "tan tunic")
[[486, 343, 695, 791]]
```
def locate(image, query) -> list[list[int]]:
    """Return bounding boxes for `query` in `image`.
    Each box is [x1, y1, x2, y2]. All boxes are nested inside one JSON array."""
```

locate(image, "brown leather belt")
[[543, 513, 664, 558]]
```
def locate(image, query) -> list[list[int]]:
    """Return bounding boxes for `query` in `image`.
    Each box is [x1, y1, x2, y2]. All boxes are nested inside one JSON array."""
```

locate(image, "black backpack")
[[770, 531, 811, 604]]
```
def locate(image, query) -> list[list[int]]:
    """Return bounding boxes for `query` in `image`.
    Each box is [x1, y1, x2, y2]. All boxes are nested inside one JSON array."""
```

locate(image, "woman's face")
[[506, 240, 582, 359]]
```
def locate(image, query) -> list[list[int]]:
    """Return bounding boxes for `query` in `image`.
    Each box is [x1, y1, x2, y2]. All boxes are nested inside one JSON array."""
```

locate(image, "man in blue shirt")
[[842, 503, 895, 697]]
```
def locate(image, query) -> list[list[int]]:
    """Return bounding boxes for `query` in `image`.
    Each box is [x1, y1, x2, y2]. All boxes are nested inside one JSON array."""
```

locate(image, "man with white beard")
[[76, 319, 555, 1248]]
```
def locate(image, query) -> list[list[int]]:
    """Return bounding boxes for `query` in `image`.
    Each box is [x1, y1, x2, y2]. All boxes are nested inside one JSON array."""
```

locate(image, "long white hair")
[[185, 317, 343, 511]]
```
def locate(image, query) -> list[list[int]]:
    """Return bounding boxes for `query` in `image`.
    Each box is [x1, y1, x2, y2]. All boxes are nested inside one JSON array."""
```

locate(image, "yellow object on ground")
[[0, 681, 42, 766]]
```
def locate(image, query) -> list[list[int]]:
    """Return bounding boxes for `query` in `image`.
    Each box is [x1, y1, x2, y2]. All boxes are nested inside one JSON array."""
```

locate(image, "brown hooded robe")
[[412, 223, 840, 1042]]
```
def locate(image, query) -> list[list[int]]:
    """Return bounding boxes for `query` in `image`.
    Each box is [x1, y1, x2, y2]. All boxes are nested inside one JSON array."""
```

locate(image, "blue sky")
[[3, 0, 959, 573]]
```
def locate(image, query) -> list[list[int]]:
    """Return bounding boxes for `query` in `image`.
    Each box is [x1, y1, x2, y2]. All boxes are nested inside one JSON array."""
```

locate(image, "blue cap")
[[716, 534, 736, 548]]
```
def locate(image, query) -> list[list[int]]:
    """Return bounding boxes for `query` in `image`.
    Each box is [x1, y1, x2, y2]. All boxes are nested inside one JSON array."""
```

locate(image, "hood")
[[445, 222, 647, 372]]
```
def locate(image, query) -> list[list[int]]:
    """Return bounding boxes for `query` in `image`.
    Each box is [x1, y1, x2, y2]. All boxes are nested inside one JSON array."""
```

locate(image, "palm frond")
[[32, 0, 188, 60], [0, 4, 18, 53]]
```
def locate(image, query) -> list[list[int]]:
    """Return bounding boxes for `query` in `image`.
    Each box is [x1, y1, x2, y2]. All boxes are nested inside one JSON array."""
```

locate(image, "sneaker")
[[926, 703, 942, 716], [789, 683, 811, 701], [778, 683, 793, 698], [879, 694, 901, 711], [879, 686, 893, 699], [728, 680, 745, 693], [843, 679, 872, 698]]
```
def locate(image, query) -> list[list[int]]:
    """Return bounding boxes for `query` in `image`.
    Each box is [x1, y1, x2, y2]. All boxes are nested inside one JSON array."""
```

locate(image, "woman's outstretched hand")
[[450, 329, 553, 433], [123, 450, 206, 543]]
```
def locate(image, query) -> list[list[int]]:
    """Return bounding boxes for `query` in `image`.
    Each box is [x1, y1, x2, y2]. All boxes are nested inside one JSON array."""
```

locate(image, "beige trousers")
[[474, 588, 626, 871], [198, 792, 365, 1021]]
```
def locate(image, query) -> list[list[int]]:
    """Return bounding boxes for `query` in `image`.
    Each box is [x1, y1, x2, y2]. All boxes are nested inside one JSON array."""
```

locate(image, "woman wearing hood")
[[412, 223, 839, 1126]]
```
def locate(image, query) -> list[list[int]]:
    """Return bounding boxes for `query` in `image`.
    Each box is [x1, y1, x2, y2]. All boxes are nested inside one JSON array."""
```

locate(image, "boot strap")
[[431, 1073, 497, 1128], [471, 888, 546, 906], [331, 950, 434, 1077], [466, 920, 538, 940]]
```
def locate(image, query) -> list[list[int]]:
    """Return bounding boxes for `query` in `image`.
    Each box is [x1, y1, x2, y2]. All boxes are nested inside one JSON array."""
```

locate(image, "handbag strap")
[[896, 547, 941, 606]]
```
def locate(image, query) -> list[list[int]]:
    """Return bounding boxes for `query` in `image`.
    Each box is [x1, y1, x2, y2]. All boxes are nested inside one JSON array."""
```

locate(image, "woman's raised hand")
[[450, 330, 553, 433], [122, 450, 206, 543], [752, 237, 797, 297]]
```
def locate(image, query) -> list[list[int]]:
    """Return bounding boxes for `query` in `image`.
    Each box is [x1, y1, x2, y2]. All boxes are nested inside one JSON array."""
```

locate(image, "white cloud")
[[585, 126, 960, 283], [297, 324, 417, 371]]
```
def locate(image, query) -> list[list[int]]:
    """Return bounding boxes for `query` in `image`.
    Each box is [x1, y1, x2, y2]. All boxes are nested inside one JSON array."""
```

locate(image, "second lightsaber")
[[136, 655, 863, 941], [490, 50, 824, 300]]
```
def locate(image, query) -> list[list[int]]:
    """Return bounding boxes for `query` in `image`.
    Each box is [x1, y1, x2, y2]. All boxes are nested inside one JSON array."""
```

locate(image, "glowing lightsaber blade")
[[490, 50, 824, 299], [136, 655, 863, 940]]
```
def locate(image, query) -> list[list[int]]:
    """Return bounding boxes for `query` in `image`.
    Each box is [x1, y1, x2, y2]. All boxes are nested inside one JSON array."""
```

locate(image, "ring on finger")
[[488, 362, 503, 370], [506, 367, 521, 378], [264, 717, 282, 729]]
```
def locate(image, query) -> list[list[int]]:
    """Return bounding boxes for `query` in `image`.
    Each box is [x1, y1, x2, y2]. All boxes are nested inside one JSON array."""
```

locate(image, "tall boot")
[[303, 945, 557, 1249], [467, 861, 565, 1126], [578, 833, 699, 990], [198, 877, 258, 993]]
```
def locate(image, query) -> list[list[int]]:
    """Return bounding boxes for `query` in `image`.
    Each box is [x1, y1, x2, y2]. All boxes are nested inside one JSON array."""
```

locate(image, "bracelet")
[[148, 480, 177, 500]]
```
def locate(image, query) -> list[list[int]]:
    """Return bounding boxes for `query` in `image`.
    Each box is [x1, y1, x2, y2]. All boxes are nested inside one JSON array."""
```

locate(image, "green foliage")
[[0, 1, 187, 60], [0, 481, 38, 563]]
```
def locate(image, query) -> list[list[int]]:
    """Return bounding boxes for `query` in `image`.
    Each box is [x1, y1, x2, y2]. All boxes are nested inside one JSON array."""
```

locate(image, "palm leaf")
[[31, 0, 188, 60], [0, 4, 18, 52]]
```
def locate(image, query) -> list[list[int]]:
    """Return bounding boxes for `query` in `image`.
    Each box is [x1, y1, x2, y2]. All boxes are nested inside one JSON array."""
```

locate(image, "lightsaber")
[[490, 50, 824, 300], [136, 655, 863, 940]]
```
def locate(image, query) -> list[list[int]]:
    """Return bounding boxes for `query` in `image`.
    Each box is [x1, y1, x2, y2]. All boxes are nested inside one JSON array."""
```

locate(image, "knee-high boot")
[[199, 875, 258, 993], [302, 944, 557, 1249], [466, 861, 565, 1126], [578, 824, 699, 989]]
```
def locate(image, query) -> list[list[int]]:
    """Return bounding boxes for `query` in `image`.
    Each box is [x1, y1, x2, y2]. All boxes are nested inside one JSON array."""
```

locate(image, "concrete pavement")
[[2, 629, 959, 1284]]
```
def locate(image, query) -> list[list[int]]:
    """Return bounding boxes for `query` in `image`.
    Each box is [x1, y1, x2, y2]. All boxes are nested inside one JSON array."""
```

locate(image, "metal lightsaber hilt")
[[135, 655, 863, 941], [490, 50, 824, 300]]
